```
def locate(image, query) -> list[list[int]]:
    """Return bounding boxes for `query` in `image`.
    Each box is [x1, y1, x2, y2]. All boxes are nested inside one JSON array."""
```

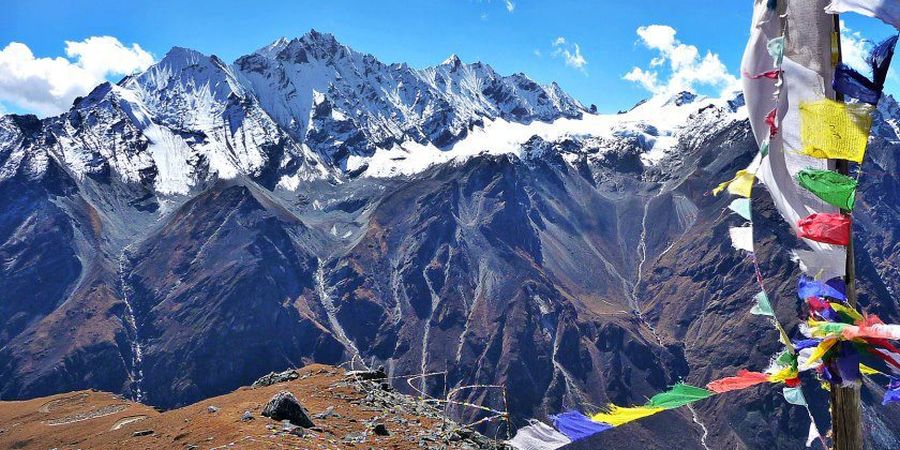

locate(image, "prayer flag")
[[751, 291, 776, 316], [798, 213, 851, 246], [551, 411, 611, 442], [645, 384, 715, 409], [507, 421, 572, 450], [798, 275, 848, 301], [729, 226, 755, 252], [799, 99, 874, 163], [825, 0, 900, 29], [783, 387, 808, 406], [706, 370, 771, 393], [729, 198, 752, 220], [796, 169, 857, 210], [590, 405, 665, 427]]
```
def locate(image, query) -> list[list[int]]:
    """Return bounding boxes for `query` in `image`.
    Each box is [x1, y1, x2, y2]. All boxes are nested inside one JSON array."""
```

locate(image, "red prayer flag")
[[798, 213, 851, 246], [706, 370, 770, 393], [746, 69, 782, 80], [765, 108, 778, 137]]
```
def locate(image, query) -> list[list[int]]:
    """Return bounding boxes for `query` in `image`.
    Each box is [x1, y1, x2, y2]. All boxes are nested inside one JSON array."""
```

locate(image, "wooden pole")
[[830, 14, 864, 450]]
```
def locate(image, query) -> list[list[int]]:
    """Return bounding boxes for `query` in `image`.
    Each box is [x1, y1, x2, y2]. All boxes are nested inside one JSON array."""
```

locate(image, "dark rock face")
[[262, 390, 315, 428]]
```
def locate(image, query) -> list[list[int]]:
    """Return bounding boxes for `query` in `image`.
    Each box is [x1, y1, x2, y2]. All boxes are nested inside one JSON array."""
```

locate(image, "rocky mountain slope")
[[0, 364, 504, 449], [0, 30, 898, 449]]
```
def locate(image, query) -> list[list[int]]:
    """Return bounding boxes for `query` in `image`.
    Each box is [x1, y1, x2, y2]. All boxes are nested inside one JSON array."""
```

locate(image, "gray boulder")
[[261, 391, 314, 428]]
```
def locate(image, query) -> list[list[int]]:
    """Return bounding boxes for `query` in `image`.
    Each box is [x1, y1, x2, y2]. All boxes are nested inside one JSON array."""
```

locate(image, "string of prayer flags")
[[825, 0, 900, 29], [729, 226, 755, 252], [796, 169, 858, 210], [550, 411, 611, 442], [797, 213, 851, 246], [751, 291, 776, 317], [590, 405, 665, 427], [799, 99, 874, 163], [706, 370, 771, 393]]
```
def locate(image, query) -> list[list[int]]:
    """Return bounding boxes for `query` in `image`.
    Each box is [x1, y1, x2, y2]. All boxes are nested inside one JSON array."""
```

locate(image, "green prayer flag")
[[645, 383, 714, 409], [796, 169, 857, 210], [775, 350, 796, 368], [729, 198, 752, 221], [783, 387, 807, 406], [750, 291, 774, 317]]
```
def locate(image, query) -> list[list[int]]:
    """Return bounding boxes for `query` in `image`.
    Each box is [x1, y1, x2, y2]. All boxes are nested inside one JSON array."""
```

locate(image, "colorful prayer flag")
[[751, 291, 775, 317], [590, 405, 665, 427], [706, 370, 771, 393], [729, 198, 752, 220], [799, 99, 874, 163], [798, 213, 851, 246], [645, 384, 714, 409], [551, 411, 612, 442], [796, 169, 857, 210]]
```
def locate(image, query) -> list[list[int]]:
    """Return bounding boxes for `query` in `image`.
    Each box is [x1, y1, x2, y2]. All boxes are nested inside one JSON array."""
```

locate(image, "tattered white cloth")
[[506, 421, 572, 450], [826, 0, 900, 29]]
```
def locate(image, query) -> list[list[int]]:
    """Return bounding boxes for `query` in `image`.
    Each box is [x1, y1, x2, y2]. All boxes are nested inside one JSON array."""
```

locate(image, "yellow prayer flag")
[[859, 364, 881, 375], [590, 405, 665, 427], [799, 338, 838, 370], [713, 170, 755, 197], [799, 99, 873, 163], [767, 365, 799, 383]]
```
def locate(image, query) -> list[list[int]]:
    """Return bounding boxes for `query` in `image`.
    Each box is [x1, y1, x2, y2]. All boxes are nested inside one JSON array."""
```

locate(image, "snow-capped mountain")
[[2, 31, 900, 450]]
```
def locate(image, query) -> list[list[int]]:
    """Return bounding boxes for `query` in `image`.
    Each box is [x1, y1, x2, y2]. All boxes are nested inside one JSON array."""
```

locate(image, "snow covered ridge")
[[351, 90, 749, 177], [0, 30, 775, 192]]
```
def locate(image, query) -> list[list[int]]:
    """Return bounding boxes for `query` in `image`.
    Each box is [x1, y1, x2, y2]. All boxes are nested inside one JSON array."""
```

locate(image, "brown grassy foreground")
[[0, 364, 498, 449]]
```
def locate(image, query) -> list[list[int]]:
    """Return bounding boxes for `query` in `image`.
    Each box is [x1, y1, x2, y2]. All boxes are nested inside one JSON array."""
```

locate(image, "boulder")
[[261, 391, 314, 428]]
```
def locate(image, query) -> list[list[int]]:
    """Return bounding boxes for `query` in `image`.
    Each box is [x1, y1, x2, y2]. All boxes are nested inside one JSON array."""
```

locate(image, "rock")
[[345, 366, 386, 381], [313, 405, 339, 419], [207, 405, 219, 413], [343, 431, 367, 444], [372, 423, 389, 436], [240, 410, 253, 421], [251, 369, 300, 387], [261, 391, 315, 428], [281, 419, 296, 432], [132, 430, 154, 437]]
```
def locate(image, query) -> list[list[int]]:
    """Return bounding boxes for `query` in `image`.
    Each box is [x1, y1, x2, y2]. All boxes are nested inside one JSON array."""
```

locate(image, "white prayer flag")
[[826, 0, 900, 29]]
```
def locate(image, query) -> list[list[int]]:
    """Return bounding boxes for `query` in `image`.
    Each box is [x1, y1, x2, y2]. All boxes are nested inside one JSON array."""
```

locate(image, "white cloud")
[[504, 0, 515, 12], [0, 36, 153, 117], [65, 36, 153, 79], [624, 24, 739, 97], [552, 37, 588, 73]]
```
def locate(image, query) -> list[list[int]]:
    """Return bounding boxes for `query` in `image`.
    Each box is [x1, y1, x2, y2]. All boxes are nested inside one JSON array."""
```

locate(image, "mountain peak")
[[161, 46, 206, 64], [442, 54, 462, 67], [664, 91, 698, 107]]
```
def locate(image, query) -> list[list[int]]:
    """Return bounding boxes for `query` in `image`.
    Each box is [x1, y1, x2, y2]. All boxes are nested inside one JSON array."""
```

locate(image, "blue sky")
[[1, 0, 898, 116]]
